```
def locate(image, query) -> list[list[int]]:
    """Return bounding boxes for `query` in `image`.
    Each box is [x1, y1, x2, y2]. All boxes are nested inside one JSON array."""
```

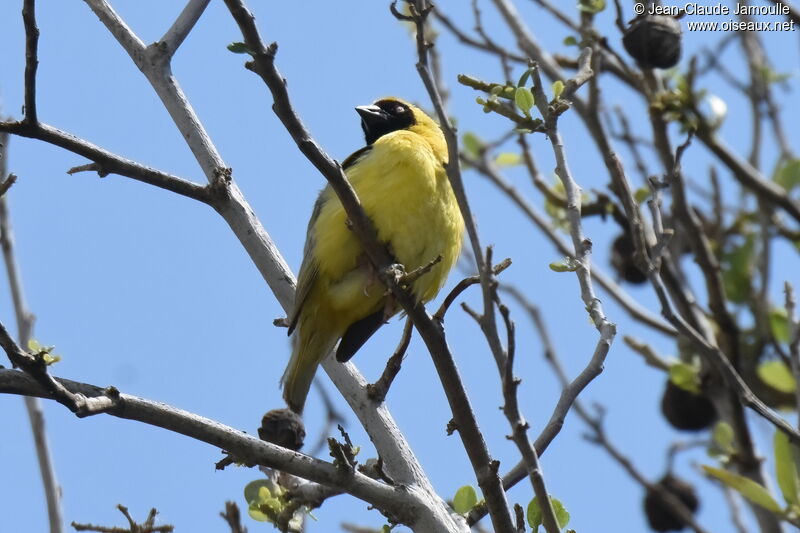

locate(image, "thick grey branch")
[[0, 368, 419, 523], [159, 0, 211, 58]]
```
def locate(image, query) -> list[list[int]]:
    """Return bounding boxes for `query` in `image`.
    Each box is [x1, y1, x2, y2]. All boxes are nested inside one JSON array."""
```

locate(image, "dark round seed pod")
[[611, 233, 648, 284], [258, 408, 305, 451], [644, 474, 699, 531], [623, 15, 682, 69], [660, 380, 717, 431]]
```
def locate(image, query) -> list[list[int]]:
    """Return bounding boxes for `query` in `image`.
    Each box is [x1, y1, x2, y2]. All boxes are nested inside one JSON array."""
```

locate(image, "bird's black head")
[[355, 98, 417, 145]]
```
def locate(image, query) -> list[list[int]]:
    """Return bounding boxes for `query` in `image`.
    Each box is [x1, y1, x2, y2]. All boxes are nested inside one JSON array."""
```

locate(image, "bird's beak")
[[355, 104, 389, 128]]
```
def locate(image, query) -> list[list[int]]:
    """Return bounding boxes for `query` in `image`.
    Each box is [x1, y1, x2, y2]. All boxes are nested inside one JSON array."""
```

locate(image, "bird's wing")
[[288, 195, 324, 335], [288, 145, 374, 335], [336, 310, 385, 362], [340, 145, 372, 169]]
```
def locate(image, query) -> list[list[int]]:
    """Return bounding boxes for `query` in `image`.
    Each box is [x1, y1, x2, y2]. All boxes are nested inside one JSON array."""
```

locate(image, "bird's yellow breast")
[[312, 129, 463, 315]]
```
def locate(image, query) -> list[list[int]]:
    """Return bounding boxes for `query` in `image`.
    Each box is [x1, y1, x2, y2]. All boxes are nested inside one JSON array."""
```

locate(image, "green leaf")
[[248, 502, 271, 522], [634, 187, 651, 204], [551, 498, 570, 528], [578, 0, 606, 13], [669, 362, 701, 394], [527, 497, 542, 529], [549, 259, 578, 272], [244, 479, 272, 505], [227, 42, 251, 54], [27, 339, 61, 364], [515, 87, 535, 116], [769, 307, 791, 343], [757, 360, 797, 394], [453, 485, 478, 514], [712, 421, 736, 455], [722, 234, 755, 304], [382, 526, 392, 533], [462, 132, 483, 158], [552, 80, 565, 99], [495, 153, 523, 167], [260, 496, 282, 514], [775, 430, 800, 506], [544, 198, 561, 220], [703, 466, 783, 513], [527, 496, 570, 529], [42, 353, 61, 365], [563, 36, 579, 46], [759, 65, 792, 84], [517, 68, 534, 88], [773, 159, 800, 191]]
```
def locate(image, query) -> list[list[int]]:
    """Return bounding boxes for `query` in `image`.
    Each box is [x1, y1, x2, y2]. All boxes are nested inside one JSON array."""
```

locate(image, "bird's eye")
[[395, 105, 406, 114]]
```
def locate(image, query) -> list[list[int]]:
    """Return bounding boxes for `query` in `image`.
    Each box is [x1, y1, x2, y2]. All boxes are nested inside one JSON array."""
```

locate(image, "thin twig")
[[499, 300, 560, 533], [694, 122, 800, 225], [402, 1, 515, 528], [534, 310, 712, 533], [0, 173, 17, 197], [367, 318, 413, 403], [667, 133, 741, 366], [220, 501, 248, 533], [530, 55, 618, 387], [785, 282, 800, 428], [495, 287, 614, 494], [464, 153, 675, 336], [411, 0, 513, 385], [0, 121, 211, 202], [22, 0, 39, 124], [308, 379, 347, 457], [0, 320, 117, 416], [0, 133, 63, 533], [71, 505, 173, 533], [433, 258, 512, 321], [623, 335, 671, 372], [721, 487, 749, 533], [433, 9, 527, 64]]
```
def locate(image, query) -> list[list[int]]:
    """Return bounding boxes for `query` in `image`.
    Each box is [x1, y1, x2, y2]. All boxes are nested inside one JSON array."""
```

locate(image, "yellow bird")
[[282, 97, 465, 413]]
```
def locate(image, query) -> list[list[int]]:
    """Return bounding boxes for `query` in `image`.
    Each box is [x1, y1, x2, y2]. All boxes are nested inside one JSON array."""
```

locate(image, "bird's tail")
[[281, 322, 338, 414]]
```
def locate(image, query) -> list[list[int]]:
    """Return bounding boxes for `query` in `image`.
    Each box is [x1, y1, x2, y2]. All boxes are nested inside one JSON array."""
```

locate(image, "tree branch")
[[694, 125, 800, 225], [0, 120, 211, 202], [158, 0, 211, 59], [0, 132, 63, 533], [22, 0, 39, 124], [534, 305, 712, 533], [367, 318, 413, 403], [499, 301, 559, 533], [465, 153, 676, 337], [0, 367, 427, 526]]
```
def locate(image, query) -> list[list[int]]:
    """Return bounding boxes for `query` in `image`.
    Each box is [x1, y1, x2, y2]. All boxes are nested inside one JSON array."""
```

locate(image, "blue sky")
[[1, 1, 798, 532]]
